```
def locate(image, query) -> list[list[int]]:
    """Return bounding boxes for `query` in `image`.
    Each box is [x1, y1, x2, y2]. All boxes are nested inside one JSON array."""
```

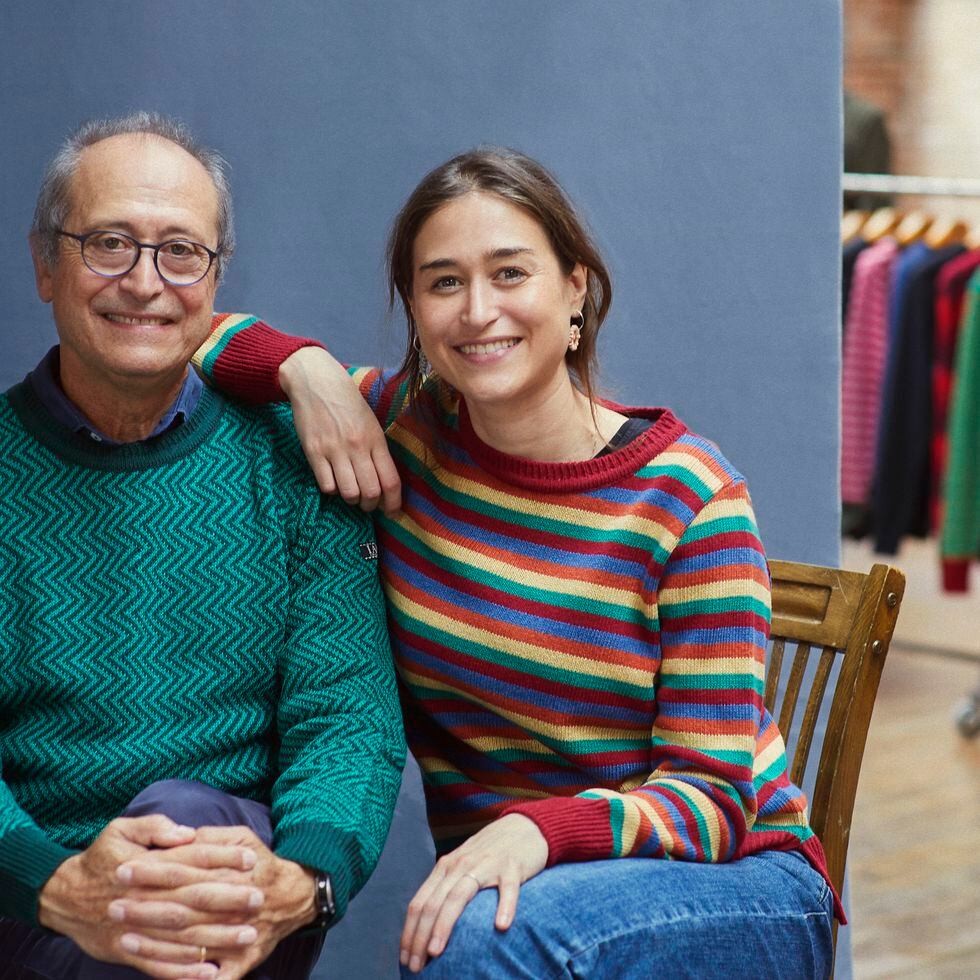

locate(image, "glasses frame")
[[55, 229, 221, 287]]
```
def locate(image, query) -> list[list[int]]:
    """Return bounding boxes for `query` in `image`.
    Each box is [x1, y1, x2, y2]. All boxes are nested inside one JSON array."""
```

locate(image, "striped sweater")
[[198, 314, 842, 920], [841, 238, 899, 507]]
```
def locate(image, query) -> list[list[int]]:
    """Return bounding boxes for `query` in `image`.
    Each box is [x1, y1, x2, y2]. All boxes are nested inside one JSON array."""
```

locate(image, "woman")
[[201, 148, 839, 977]]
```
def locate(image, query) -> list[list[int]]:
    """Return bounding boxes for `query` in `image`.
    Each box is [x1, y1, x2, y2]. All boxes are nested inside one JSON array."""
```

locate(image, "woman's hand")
[[400, 814, 548, 974], [278, 347, 401, 515]]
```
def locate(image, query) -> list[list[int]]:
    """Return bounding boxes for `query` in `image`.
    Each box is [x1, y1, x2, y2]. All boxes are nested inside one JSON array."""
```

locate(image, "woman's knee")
[[407, 863, 638, 979], [406, 883, 566, 980], [405, 856, 835, 980]]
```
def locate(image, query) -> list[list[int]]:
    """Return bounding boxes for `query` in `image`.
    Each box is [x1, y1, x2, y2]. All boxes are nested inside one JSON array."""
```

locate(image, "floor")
[[841, 537, 980, 979], [842, 537, 980, 661]]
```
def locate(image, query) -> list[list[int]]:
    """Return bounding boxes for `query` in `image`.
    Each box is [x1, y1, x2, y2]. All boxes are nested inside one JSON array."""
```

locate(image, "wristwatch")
[[312, 871, 337, 930]]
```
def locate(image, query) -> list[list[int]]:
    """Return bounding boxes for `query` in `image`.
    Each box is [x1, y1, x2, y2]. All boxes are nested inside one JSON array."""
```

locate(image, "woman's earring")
[[568, 311, 584, 352], [413, 333, 431, 376]]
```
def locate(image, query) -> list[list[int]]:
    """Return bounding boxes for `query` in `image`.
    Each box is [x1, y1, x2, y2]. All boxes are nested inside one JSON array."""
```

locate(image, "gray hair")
[[31, 111, 235, 281]]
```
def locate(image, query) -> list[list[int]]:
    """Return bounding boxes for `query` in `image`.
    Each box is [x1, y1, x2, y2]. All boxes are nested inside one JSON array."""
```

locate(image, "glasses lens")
[[157, 241, 212, 285], [81, 232, 139, 276]]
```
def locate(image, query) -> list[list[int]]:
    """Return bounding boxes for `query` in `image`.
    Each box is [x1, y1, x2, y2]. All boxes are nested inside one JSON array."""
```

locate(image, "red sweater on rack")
[[841, 238, 900, 508]]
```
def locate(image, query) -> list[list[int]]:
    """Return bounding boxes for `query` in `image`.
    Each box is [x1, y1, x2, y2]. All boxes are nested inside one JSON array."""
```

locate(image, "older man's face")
[[33, 133, 220, 389]]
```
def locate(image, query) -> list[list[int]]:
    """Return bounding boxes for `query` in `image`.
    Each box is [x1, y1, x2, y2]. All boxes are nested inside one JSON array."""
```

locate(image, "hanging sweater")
[[841, 238, 900, 509], [942, 268, 980, 591], [931, 250, 980, 544], [0, 380, 404, 924], [872, 244, 965, 553], [197, 314, 843, 922]]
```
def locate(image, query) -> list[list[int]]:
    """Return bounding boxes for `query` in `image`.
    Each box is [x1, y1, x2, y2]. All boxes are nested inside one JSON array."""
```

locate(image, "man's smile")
[[100, 312, 175, 326]]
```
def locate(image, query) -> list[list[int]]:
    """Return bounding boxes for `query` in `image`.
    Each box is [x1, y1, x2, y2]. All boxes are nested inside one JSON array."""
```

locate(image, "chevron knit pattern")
[[0, 381, 404, 924], [203, 318, 843, 922]]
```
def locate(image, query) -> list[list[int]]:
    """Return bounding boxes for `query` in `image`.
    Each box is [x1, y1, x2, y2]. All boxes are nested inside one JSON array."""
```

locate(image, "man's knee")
[[122, 780, 271, 842], [125, 779, 225, 823]]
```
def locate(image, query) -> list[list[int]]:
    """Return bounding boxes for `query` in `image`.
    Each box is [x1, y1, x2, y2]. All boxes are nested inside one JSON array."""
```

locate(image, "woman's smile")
[[454, 337, 522, 360]]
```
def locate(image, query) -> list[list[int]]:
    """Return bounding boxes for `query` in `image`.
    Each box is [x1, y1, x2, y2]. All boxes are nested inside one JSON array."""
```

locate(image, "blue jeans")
[[0, 780, 323, 979], [405, 850, 834, 979]]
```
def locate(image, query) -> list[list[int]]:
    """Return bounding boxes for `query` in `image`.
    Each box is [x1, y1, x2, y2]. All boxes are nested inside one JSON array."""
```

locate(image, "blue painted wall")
[[0, 2, 844, 976]]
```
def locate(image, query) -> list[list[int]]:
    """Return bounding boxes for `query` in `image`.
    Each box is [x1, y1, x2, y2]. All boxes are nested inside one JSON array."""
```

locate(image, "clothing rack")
[[842, 171, 980, 727], [843, 173, 980, 199]]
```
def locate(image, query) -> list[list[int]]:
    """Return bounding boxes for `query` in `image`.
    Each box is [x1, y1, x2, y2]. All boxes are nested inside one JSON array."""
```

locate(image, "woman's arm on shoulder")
[[194, 314, 402, 515], [278, 348, 402, 514], [194, 313, 325, 403]]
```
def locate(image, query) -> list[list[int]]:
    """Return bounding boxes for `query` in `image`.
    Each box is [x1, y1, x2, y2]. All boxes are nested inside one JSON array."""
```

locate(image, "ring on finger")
[[460, 872, 483, 889], [199, 945, 207, 963]]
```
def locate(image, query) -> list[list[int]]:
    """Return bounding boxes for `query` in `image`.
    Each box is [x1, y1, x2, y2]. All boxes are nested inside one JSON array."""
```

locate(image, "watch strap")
[[312, 871, 336, 930]]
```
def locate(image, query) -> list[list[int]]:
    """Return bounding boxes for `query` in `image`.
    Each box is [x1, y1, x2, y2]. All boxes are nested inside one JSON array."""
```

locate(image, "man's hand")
[[38, 814, 255, 979], [112, 825, 317, 980], [278, 346, 401, 515], [400, 814, 549, 974]]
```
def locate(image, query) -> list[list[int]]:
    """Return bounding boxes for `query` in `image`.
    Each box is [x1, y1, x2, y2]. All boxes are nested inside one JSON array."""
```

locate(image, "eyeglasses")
[[55, 229, 220, 286]]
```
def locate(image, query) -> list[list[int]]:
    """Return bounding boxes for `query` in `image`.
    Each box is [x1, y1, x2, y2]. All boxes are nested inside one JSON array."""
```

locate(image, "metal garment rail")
[[843, 173, 980, 198]]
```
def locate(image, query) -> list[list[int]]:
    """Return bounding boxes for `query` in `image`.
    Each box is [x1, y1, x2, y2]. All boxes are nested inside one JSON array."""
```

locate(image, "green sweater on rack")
[[942, 268, 980, 589], [0, 380, 404, 924]]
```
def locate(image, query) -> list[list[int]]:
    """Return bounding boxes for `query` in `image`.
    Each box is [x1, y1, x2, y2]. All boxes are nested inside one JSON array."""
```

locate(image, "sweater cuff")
[[205, 314, 325, 405], [501, 797, 614, 865], [942, 558, 970, 592], [0, 825, 79, 925], [273, 822, 364, 920]]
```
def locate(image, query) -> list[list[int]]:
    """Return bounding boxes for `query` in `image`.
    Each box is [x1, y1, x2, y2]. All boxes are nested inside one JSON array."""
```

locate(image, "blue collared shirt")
[[27, 346, 204, 445]]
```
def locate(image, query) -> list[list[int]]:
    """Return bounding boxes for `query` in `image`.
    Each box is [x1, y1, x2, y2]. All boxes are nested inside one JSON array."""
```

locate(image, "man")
[[0, 112, 405, 979]]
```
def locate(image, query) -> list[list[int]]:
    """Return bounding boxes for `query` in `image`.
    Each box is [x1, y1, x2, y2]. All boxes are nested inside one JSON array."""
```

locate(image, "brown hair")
[[386, 147, 612, 406]]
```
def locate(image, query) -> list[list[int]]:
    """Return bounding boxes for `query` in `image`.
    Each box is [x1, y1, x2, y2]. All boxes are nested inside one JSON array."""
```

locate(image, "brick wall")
[[844, 0, 915, 121], [844, 0, 980, 225]]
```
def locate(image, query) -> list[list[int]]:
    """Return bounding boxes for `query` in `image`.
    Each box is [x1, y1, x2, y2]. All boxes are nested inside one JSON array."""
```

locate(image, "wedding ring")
[[461, 872, 483, 889], [199, 946, 207, 963]]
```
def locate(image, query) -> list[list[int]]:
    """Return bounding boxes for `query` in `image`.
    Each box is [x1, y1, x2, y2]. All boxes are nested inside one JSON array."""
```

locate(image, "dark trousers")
[[0, 780, 324, 979]]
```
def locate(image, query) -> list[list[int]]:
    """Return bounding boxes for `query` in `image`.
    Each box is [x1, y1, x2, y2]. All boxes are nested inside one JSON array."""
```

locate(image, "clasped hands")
[[38, 815, 316, 980]]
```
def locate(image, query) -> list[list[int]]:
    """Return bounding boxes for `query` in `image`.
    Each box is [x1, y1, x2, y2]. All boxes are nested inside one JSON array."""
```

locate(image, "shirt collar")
[[27, 346, 204, 446]]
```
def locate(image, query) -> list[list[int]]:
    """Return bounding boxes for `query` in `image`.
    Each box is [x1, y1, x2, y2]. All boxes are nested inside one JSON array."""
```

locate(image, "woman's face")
[[410, 191, 586, 414]]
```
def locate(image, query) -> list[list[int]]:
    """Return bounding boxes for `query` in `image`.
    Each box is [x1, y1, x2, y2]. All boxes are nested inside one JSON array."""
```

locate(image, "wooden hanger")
[[893, 210, 934, 246], [924, 216, 969, 249], [842, 210, 870, 244], [861, 207, 902, 243]]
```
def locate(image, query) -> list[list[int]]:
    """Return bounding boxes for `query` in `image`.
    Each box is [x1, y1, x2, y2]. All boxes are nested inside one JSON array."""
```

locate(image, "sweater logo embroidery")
[[359, 542, 379, 561]]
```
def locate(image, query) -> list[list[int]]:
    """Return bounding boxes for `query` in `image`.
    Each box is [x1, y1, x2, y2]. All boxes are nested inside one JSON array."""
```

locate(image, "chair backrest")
[[766, 560, 905, 906]]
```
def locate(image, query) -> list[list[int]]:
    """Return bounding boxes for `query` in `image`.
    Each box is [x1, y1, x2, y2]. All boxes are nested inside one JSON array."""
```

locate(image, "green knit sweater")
[[0, 381, 405, 924]]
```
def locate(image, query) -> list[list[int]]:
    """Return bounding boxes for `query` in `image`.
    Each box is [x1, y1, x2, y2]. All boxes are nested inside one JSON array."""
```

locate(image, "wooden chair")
[[766, 560, 906, 962]]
